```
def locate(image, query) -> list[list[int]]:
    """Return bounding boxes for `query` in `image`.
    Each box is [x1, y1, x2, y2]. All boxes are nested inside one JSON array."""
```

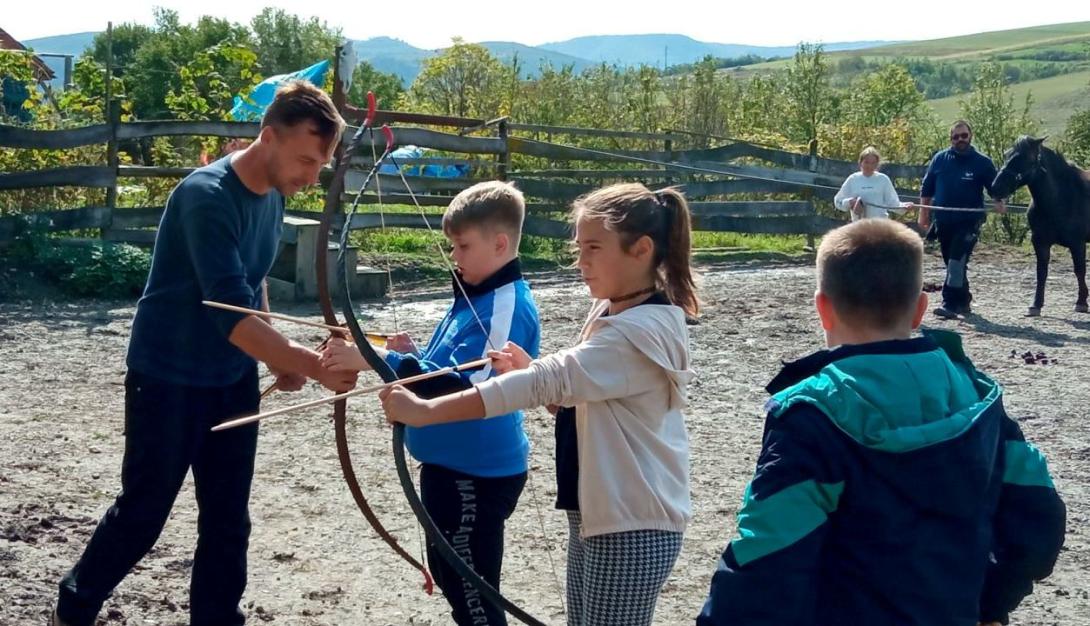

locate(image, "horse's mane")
[[1033, 141, 1090, 190]]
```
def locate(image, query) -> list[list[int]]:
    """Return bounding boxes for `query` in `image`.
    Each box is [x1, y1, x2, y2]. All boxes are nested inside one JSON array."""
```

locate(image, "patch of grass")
[[927, 69, 1090, 134], [857, 22, 1090, 60]]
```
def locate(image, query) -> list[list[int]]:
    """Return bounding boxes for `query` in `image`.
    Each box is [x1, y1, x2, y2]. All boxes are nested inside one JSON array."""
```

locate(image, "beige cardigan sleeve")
[[476, 324, 661, 417]]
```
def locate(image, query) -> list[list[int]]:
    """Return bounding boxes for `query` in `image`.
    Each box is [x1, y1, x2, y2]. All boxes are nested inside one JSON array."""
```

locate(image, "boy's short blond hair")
[[817, 219, 923, 330], [442, 181, 525, 248]]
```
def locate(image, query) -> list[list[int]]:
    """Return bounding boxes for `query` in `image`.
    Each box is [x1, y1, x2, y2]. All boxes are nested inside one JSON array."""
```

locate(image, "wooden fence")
[[5, 113, 938, 244]]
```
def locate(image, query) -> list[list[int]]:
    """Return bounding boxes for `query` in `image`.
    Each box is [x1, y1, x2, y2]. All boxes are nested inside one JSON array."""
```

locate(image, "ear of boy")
[[814, 291, 929, 346]]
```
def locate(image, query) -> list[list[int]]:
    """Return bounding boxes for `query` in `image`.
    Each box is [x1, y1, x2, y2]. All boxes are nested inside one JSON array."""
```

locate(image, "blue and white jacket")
[[385, 259, 541, 477]]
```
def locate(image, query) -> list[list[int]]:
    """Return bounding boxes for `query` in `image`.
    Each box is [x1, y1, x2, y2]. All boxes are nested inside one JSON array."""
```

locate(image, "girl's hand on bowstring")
[[487, 341, 533, 375], [379, 385, 434, 427]]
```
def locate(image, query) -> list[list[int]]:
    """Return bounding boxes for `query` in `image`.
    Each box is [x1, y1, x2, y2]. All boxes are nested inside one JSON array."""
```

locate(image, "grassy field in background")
[[731, 21, 1090, 135], [927, 69, 1090, 133]]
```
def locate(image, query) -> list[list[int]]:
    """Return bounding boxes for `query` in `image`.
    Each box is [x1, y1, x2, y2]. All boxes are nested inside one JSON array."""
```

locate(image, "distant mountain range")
[[352, 34, 895, 83], [24, 30, 895, 87]]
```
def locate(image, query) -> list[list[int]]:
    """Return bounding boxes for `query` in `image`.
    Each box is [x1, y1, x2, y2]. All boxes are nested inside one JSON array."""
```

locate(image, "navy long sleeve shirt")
[[126, 156, 284, 386]]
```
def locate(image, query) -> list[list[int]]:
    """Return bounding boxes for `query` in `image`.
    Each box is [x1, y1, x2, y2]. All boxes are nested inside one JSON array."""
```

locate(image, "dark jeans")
[[937, 219, 982, 309], [420, 463, 527, 626], [57, 367, 260, 626]]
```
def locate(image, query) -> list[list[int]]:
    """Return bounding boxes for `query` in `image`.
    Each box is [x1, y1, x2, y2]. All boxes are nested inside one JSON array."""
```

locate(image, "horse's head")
[[992, 135, 1048, 199]]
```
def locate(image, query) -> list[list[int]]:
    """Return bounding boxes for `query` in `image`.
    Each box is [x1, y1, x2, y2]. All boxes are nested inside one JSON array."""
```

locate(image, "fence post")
[[804, 138, 819, 251], [664, 136, 675, 188], [103, 99, 121, 239], [497, 119, 510, 182]]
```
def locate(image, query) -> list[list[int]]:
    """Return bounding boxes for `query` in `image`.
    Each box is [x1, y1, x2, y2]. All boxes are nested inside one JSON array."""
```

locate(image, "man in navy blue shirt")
[[917, 120, 1007, 319], [53, 82, 357, 626]]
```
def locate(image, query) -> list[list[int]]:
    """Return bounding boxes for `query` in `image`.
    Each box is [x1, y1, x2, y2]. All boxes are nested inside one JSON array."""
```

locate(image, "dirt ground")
[[2, 247, 1088, 626]]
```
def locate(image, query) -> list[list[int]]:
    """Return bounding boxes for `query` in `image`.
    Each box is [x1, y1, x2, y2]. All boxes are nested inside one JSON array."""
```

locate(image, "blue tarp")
[[230, 60, 330, 121], [380, 146, 471, 179]]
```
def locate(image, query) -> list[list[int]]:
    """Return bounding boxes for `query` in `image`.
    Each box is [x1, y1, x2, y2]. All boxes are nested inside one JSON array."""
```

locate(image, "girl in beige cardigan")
[[381, 183, 698, 626]]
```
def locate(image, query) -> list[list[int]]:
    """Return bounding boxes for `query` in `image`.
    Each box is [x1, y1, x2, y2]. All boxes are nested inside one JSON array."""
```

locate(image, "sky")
[[7, 0, 1090, 49]]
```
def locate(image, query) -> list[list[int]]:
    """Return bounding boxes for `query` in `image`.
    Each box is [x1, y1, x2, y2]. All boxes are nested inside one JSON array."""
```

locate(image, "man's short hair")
[[817, 219, 923, 329], [261, 80, 345, 145], [951, 119, 973, 134]]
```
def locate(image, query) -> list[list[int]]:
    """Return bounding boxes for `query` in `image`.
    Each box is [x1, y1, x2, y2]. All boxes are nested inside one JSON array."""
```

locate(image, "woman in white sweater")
[[834, 146, 910, 221], [381, 183, 698, 626]]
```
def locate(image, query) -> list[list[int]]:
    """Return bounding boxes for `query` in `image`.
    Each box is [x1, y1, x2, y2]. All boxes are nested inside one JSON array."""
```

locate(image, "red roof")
[[0, 27, 56, 81]]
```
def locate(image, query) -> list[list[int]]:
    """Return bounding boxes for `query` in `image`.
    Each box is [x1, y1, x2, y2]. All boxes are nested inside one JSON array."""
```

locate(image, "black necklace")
[[610, 286, 656, 303]]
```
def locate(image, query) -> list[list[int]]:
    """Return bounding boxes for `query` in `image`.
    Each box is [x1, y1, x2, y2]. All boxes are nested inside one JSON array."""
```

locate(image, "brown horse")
[[991, 136, 1090, 316]]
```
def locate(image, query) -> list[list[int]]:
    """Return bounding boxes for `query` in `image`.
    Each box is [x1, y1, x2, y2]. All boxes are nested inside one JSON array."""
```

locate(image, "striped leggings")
[[565, 510, 683, 626]]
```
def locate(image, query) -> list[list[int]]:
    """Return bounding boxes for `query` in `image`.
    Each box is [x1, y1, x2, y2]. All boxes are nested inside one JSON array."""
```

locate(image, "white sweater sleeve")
[[476, 325, 661, 417], [882, 174, 905, 213], [834, 174, 856, 212]]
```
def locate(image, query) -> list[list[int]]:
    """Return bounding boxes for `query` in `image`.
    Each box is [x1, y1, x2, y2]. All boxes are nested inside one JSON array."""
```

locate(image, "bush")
[[1, 219, 150, 298]]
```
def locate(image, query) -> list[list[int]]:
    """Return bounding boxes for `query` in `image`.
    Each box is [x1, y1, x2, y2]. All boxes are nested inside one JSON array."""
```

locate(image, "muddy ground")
[[1, 247, 1088, 625]]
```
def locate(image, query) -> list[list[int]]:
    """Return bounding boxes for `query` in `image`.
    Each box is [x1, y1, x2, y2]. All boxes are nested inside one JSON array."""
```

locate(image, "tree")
[[347, 61, 405, 112], [85, 9, 252, 120], [959, 62, 1040, 244], [89, 22, 154, 80], [783, 43, 833, 144], [681, 56, 734, 146], [1061, 108, 1090, 167], [519, 62, 578, 126], [852, 64, 927, 128], [409, 38, 505, 118], [249, 8, 341, 77]]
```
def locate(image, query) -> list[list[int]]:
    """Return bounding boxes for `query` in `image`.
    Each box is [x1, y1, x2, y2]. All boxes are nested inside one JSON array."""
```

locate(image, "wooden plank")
[[344, 126, 505, 155], [341, 192, 452, 207], [512, 178, 594, 200], [347, 212, 570, 239], [0, 123, 111, 149], [699, 141, 927, 179], [110, 207, 166, 229], [0, 206, 111, 238], [349, 156, 496, 168], [0, 166, 116, 190], [689, 161, 845, 190], [118, 165, 196, 178], [678, 178, 807, 197], [693, 214, 846, 235], [689, 201, 814, 218], [344, 172, 477, 194], [345, 108, 486, 128], [508, 123, 684, 143], [103, 229, 157, 245], [513, 169, 674, 179], [117, 121, 260, 140]]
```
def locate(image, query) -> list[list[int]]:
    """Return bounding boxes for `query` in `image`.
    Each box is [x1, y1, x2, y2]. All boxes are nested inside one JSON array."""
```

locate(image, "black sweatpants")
[[57, 367, 260, 626], [420, 463, 527, 626], [937, 219, 983, 309]]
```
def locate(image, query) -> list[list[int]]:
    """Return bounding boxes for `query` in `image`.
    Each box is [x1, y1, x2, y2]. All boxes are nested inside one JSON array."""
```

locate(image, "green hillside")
[[732, 21, 1090, 133]]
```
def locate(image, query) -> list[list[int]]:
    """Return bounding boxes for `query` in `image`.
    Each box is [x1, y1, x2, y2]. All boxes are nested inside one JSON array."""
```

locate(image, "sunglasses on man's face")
[[950, 132, 970, 140]]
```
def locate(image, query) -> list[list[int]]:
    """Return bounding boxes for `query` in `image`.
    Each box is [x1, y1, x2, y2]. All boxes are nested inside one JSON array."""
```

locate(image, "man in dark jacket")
[[917, 120, 1007, 318], [697, 219, 1065, 626]]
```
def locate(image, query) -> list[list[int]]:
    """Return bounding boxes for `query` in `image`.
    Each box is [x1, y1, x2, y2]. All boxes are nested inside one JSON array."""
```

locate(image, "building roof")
[[0, 27, 56, 82]]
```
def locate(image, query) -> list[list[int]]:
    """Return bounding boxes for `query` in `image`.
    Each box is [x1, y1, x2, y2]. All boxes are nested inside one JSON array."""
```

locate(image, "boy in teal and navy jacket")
[[698, 219, 1065, 626]]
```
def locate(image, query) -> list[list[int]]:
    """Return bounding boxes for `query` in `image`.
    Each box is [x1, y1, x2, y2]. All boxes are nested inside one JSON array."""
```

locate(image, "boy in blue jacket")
[[697, 218, 1065, 626], [323, 181, 540, 626]]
